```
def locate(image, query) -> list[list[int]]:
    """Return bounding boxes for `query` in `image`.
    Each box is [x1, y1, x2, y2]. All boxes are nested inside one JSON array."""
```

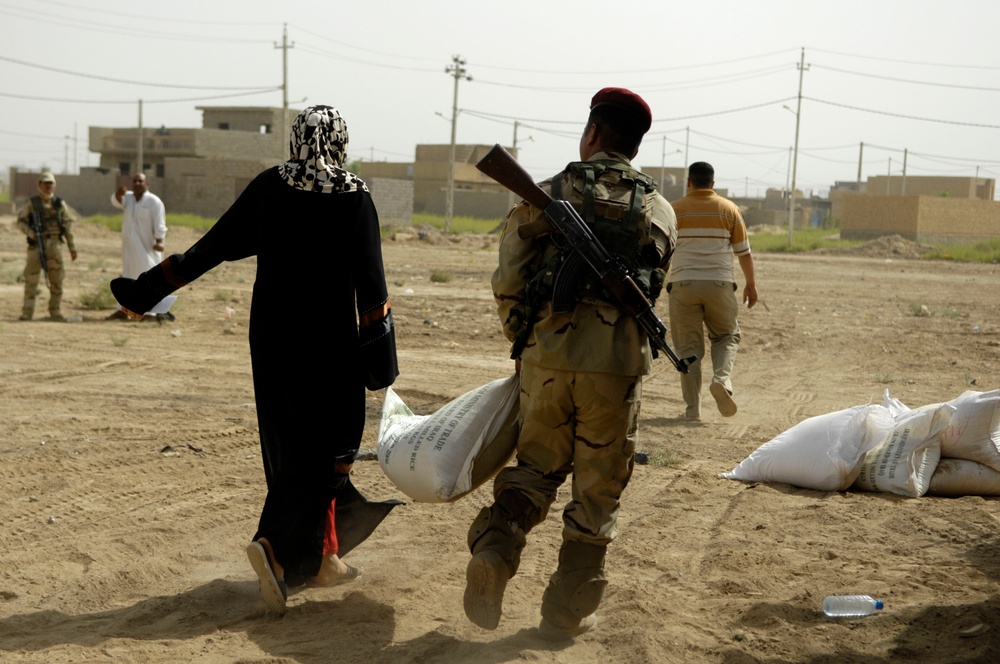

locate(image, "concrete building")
[[9, 106, 413, 227], [835, 175, 1000, 243], [360, 144, 517, 220]]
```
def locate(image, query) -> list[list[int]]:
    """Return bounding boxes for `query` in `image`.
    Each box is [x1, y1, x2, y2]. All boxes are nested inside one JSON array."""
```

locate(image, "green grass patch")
[[413, 212, 503, 235], [750, 227, 863, 253], [84, 212, 216, 233], [920, 238, 1000, 263], [0, 266, 21, 285], [79, 281, 117, 310], [430, 270, 454, 283], [648, 449, 680, 468], [875, 370, 894, 385]]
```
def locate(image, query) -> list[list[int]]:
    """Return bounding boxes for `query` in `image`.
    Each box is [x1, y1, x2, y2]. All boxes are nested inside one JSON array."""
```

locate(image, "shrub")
[[79, 281, 117, 310]]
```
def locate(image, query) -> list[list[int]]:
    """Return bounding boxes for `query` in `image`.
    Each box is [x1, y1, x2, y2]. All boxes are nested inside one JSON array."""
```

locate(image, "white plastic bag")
[[377, 374, 520, 502], [722, 405, 894, 491]]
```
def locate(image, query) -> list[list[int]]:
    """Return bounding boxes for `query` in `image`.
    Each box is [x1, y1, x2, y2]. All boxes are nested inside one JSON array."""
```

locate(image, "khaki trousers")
[[667, 280, 741, 418]]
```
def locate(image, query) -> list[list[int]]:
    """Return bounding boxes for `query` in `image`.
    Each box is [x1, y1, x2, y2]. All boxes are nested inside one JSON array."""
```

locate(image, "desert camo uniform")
[[16, 191, 76, 320], [470, 146, 676, 634]]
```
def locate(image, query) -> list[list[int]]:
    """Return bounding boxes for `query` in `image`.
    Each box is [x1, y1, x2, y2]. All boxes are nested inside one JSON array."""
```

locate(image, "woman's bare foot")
[[258, 537, 285, 578], [309, 553, 362, 587], [246, 537, 287, 614]]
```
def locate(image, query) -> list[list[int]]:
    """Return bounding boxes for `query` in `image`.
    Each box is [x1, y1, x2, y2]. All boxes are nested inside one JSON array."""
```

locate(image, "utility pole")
[[661, 137, 681, 187], [274, 24, 294, 156], [787, 47, 809, 248], [661, 136, 666, 184], [137, 98, 143, 176], [507, 120, 531, 211], [684, 126, 690, 181], [856, 142, 864, 193], [886, 158, 892, 195], [785, 146, 792, 197], [444, 55, 471, 233], [902, 148, 908, 195]]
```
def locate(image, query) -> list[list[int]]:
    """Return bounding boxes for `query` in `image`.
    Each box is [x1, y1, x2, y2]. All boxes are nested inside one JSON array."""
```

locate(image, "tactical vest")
[[524, 160, 664, 314], [29, 195, 67, 242]]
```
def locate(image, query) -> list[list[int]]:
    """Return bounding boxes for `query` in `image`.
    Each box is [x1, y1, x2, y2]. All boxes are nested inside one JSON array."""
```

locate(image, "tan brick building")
[[10, 106, 413, 226], [836, 175, 1000, 244], [360, 144, 516, 219]]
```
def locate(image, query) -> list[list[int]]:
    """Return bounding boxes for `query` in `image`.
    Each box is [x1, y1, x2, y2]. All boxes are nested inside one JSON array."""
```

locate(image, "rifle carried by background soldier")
[[476, 144, 696, 374], [28, 205, 49, 287]]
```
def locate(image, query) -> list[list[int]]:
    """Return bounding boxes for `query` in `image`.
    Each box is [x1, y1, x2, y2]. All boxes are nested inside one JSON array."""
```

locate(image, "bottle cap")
[[875, 600, 884, 610]]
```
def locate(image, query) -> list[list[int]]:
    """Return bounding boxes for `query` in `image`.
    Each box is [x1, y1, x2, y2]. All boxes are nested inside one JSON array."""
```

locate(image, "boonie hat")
[[590, 87, 652, 134], [39, 172, 56, 184]]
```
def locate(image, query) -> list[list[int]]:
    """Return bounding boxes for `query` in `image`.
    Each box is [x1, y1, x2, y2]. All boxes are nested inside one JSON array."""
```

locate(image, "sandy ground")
[[1, 214, 999, 664]]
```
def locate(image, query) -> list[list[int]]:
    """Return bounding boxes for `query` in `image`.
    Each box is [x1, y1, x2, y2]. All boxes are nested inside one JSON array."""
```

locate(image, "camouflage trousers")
[[493, 361, 640, 546], [22, 239, 66, 317]]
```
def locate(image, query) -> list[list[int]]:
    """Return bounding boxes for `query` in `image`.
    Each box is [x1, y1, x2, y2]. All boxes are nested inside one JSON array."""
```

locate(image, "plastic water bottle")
[[822, 595, 884, 617]]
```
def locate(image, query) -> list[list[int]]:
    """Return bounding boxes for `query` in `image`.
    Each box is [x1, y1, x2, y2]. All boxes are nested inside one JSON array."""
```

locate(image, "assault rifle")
[[475, 144, 696, 374], [29, 205, 49, 286]]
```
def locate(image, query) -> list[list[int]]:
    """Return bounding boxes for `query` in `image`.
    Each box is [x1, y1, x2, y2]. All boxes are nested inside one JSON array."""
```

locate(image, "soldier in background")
[[463, 88, 676, 639], [15, 171, 78, 321]]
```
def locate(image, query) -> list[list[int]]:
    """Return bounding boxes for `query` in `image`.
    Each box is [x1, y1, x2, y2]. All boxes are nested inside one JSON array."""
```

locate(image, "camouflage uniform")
[[16, 194, 76, 320], [466, 150, 675, 634]]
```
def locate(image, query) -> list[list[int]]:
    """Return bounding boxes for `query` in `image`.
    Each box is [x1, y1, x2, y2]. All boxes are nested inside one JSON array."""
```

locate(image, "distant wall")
[[368, 177, 413, 227], [424, 189, 511, 220], [917, 197, 1000, 244], [10, 168, 118, 217], [866, 175, 993, 200], [840, 195, 1000, 243]]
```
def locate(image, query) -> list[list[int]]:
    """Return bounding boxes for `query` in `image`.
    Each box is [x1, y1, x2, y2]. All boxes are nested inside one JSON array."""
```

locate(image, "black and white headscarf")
[[278, 105, 368, 194]]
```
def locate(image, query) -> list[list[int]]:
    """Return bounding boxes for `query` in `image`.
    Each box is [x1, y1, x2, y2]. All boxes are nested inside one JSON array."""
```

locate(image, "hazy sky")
[[3, 0, 1000, 199]]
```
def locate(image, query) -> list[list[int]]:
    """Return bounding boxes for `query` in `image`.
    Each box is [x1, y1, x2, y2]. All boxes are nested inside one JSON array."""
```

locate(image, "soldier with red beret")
[[463, 88, 676, 638]]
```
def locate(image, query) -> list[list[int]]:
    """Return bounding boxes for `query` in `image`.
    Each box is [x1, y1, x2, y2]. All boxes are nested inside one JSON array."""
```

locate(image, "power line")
[[0, 128, 64, 141], [296, 43, 438, 74], [34, 0, 274, 26], [0, 88, 280, 104], [288, 24, 441, 63], [0, 54, 279, 90], [658, 98, 796, 123], [812, 64, 1000, 92], [468, 47, 799, 75], [809, 46, 1000, 71], [0, 3, 272, 43], [806, 96, 1000, 129], [472, 64, 791, 94]]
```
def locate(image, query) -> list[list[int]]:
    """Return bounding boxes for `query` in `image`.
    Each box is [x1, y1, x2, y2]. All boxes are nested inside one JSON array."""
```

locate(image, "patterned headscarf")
[[278, 105, 368, 194]]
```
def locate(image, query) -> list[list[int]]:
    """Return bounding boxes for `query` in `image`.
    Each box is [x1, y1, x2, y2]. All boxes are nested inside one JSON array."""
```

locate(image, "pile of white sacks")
[[723, 390, 1000, 496]]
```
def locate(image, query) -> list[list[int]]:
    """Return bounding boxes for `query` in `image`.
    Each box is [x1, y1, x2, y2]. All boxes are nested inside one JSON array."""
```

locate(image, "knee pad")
[[540, 541, 608, 627], [541, 568, 608, 627]]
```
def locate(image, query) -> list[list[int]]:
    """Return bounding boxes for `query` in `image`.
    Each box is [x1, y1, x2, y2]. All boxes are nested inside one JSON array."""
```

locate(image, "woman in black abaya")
[[112, 105, 399, 614]]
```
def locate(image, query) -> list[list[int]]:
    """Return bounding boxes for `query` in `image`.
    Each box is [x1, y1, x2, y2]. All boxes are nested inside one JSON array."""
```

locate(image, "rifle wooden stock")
[[475, 144, 696, 373], [476, 144, 553, 211]]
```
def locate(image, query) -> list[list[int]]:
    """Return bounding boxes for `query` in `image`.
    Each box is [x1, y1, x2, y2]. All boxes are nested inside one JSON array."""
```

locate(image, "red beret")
[[590, 87, 652, 134]]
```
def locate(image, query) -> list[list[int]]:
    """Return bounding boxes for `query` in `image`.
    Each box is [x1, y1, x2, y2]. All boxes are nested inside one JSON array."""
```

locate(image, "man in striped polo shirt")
[[667, 162, 758, 420]]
